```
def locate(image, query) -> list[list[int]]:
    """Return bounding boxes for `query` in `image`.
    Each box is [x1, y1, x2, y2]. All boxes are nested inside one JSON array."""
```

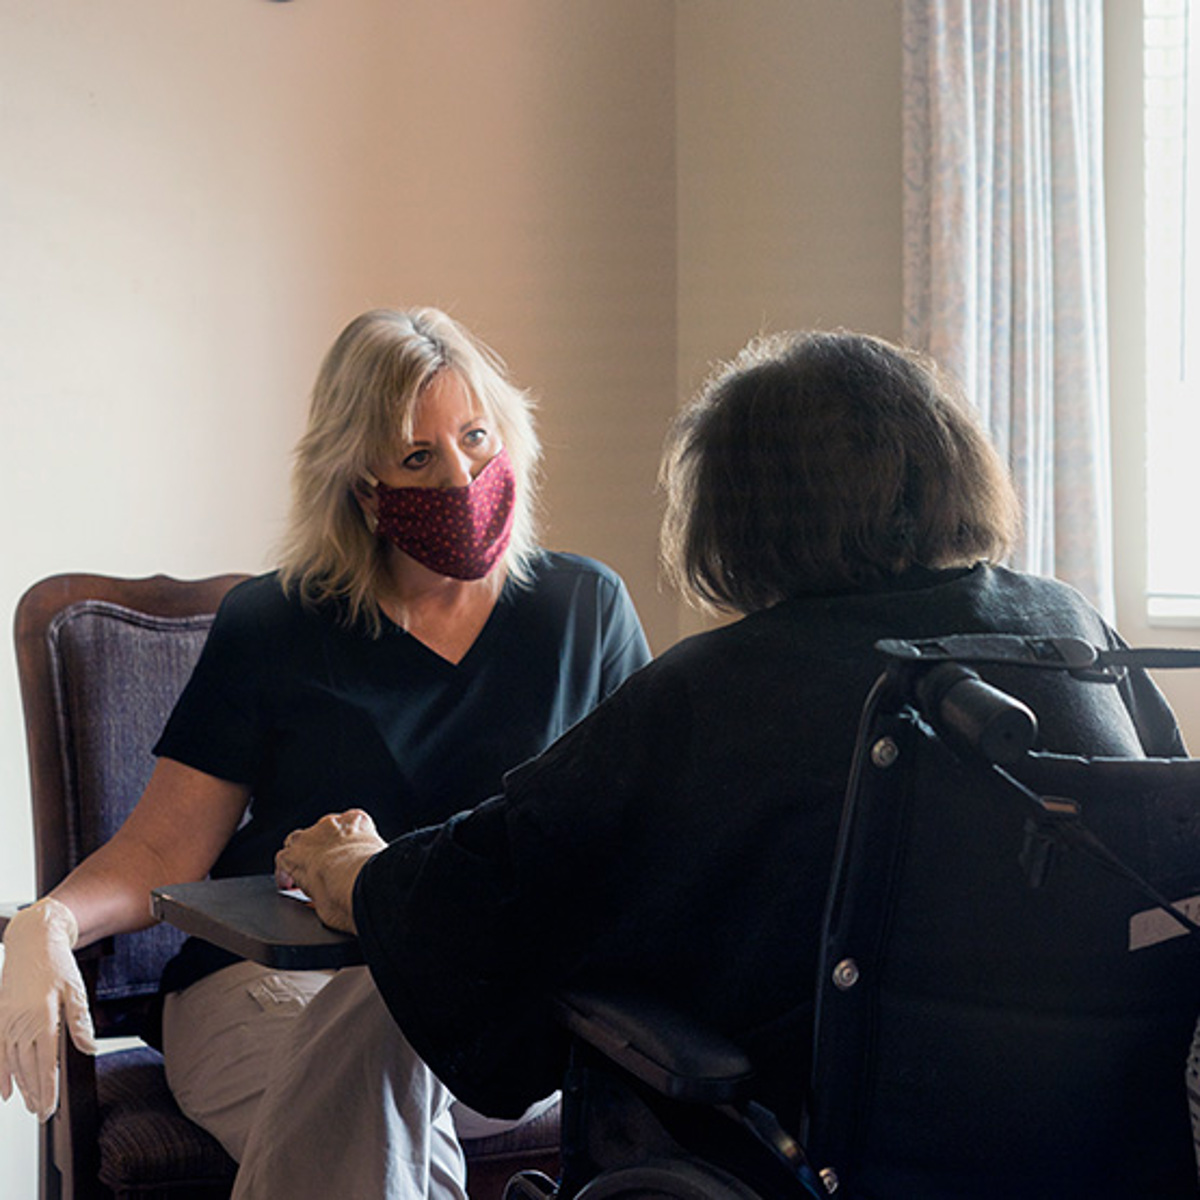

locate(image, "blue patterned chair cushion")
[[49, 601, 214, 1014]]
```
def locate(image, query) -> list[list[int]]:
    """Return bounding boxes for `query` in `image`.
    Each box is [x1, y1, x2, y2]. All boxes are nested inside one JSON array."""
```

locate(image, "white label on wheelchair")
[[1129, 895, 1200, 951]]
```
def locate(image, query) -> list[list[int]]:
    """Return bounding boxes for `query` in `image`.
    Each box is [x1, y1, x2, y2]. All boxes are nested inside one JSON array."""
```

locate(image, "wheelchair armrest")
[[152, 877, 363, 969], [553, 989, 755, 1105]]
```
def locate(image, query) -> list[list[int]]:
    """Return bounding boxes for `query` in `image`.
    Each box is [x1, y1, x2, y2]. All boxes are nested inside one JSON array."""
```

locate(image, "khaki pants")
[[163, 963, 466, 1200]]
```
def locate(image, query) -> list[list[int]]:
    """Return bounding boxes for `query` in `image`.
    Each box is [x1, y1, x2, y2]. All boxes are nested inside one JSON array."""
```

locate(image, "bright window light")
[[1146, 0, 1200, 624]]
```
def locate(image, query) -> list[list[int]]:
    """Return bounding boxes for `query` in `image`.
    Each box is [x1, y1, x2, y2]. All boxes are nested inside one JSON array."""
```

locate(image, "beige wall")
[[0, 1, 903, 1190], [675, 0, 904, 633], [677, 0, 904, 383]]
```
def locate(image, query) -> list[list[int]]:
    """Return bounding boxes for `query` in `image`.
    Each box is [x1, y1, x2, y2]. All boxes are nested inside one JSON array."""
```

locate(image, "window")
[[1146, 0, 1200, 622]]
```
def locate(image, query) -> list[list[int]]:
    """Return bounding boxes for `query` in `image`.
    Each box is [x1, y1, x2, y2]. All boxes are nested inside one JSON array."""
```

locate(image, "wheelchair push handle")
[[912, 661, 1038, 765]]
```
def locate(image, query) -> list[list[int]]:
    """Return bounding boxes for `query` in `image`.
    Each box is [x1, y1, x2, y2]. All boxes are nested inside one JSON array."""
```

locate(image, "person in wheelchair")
[[277, 330, 1188, 1197]]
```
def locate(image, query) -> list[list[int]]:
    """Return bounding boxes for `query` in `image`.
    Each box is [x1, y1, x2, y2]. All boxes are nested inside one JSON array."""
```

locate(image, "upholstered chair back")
[[44, 599, 218, 1029]]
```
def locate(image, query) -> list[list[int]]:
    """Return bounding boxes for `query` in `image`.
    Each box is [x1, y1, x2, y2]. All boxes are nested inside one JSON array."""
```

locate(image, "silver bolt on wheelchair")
[[506, 635, 1200, 1200]]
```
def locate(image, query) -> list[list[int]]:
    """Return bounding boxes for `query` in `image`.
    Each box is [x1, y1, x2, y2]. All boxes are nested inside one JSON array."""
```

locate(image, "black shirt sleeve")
[[596, 572, 653, 695], [154, 576, 276, 784]]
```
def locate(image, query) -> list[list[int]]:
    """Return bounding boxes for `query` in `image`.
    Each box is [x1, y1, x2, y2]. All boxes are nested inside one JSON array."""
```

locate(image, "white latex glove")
[[0, 897, 98, 1121]]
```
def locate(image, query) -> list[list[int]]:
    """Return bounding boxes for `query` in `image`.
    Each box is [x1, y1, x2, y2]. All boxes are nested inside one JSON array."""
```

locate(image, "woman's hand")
[[0, 898, 98, 1121], [0, 761, 249, 1122], [276, 810, 386, 934]]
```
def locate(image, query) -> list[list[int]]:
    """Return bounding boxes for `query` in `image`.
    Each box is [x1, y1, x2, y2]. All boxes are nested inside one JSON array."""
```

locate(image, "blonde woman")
[[0, 308, 651, 1199]]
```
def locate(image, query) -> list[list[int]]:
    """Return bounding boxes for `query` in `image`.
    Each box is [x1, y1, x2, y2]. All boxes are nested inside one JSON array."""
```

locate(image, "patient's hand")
[[275, 810, 386, 934]]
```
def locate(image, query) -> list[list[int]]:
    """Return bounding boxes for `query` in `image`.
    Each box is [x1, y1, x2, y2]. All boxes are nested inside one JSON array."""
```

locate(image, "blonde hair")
[[277, 308, 541, 633], [660, 330, 1019, 614]]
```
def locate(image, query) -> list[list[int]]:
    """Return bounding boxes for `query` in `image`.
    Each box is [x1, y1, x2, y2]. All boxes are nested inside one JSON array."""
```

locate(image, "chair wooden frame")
[[14, 572, 248, 1200], [17, 573, 248, 899], [11, 570, 560, 1199]]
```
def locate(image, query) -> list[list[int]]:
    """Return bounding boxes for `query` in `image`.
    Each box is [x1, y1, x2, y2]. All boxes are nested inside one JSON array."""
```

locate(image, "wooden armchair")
[[7, 572, 558, 1199], [13, 572, 247, 1200]]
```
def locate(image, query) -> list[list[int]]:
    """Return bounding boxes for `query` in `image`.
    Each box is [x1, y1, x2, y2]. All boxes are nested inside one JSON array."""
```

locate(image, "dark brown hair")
[[659, 330, 1020, 614]]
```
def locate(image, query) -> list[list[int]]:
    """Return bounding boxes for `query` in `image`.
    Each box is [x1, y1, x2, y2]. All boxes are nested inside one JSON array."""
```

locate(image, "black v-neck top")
[[155, 551, 650, 994]]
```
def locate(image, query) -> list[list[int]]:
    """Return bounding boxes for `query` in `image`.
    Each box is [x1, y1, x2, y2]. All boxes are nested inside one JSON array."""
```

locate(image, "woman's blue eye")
[[402, 449, 432, 470], [464, 428, 488, 448]]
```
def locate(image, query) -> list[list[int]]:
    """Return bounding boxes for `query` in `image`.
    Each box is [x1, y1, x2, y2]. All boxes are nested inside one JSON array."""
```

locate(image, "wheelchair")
[[507, 635, 1200, 1199]]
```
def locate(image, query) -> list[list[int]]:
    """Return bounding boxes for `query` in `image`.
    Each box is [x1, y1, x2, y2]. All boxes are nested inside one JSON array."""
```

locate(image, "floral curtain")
[[902, 0, 1113, 616]]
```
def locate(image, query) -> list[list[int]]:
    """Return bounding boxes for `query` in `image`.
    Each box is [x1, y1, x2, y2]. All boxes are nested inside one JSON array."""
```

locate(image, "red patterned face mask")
[[373, 449, 516, 580]]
